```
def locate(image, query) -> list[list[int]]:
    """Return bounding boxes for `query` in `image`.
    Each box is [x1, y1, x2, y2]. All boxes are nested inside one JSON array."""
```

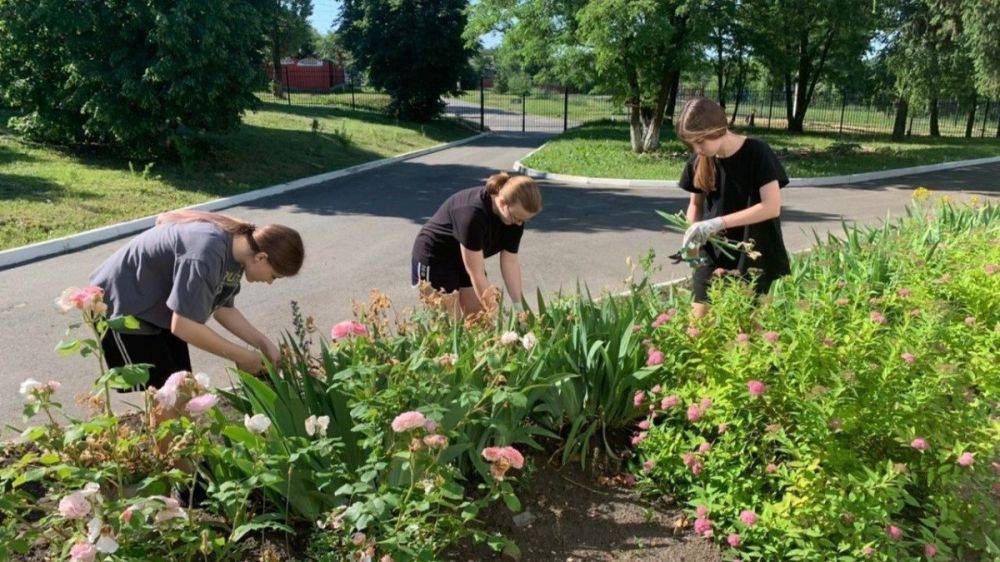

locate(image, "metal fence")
[[256, 67, 1000, 138]]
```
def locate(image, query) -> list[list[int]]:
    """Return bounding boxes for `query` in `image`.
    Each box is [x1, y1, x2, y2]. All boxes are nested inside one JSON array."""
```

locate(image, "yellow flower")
[[911, 187, 931, 201]]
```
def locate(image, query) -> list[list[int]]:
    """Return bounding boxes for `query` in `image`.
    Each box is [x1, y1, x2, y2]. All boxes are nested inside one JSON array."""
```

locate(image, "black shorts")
[[101, 329, 192, 390], [411, 259, 472, 294], [691, 263, 781, 304]]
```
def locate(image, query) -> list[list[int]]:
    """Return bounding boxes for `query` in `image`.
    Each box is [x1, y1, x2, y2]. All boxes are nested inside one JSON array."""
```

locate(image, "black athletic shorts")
[[101, 329, 192, 390], [411, 259, 472, 294]]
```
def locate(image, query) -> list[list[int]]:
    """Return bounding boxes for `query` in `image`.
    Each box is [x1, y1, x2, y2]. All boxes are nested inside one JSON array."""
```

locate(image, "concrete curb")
[[514, 149, 1000, 189], [0, 132, 490, 270]]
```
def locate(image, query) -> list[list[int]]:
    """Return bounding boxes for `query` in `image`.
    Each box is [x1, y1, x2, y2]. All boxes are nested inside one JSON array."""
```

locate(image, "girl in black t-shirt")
[[675, 97, 791, 318], [411, 172, 543, 316]]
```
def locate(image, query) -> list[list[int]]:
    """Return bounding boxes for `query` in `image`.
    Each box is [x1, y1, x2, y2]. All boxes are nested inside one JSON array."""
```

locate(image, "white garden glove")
[[682, 217, 725, 250]]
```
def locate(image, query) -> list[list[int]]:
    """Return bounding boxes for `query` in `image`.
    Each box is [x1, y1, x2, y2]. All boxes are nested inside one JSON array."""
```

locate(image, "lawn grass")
[[0, 103, 475, 251], [520, 120, 1000, 180]]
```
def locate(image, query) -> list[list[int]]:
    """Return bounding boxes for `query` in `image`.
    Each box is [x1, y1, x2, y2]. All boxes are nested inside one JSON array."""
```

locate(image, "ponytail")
[[694, 155, 716, 192], [156, 210, 304, 276], [485, 172, 543, 214]]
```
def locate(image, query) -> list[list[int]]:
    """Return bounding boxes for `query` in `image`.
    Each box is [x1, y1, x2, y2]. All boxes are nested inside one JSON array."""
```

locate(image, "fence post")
[[563, 86, 569, 132], [479, 76, 485, 132], [767, 89, 774, 130], [284, 66, 292, 106], [996, 100, 1000, 138], [522, 93, 526, 133], [980, 99, 990, 138], [350, 76, 356, 110], [839, 91, 847, 135]]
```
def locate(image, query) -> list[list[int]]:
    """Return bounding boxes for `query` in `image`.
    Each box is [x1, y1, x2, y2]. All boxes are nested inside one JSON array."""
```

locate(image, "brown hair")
[[677, 97, 729, 193], [156, 210, 304, 276], [485, 172, 542, 214]]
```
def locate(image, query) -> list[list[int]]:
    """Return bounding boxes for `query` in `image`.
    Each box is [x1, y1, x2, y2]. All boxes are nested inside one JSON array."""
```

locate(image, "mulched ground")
[[448, 458, 721, 562]]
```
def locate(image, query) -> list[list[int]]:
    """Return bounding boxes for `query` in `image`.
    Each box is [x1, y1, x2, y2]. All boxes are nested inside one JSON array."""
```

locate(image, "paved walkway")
[[0, 131, 997, 430]]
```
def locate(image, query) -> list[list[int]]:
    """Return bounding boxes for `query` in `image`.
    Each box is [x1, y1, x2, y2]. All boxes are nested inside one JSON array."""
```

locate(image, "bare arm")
[[171, 312, 261, 373], [686, 192, 704, 224], [213, 307, 280, 365], [499, 251, 524, 306], [718, 181, 781, 228], [459, 245, 496, 308]]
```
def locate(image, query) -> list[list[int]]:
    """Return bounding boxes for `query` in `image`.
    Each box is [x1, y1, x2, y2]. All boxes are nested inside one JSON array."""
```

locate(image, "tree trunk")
[[715, 36, 726, 108], [964, 95, 977, 138], [270, 27, 285, 97], [663, 71, 681, 128], [626, 66, 644, 153], [642, 67, 676, 152], [928, 96, 940, 137], [892, 96, 909, 141], [729, 66, 746, 127]]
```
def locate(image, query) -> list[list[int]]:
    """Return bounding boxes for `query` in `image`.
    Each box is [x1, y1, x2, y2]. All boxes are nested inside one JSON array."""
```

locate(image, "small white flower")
[[194, 372, 211, 388], [520, 332, 538, 351], [315, 415, 329, 436], [305, 415, 316, 436], [95, 531, 119, 554], [87, 516, 102, 542], [500, 331, 520, 346], [244, 414, 272, 434], [19, 378, 43, 402]]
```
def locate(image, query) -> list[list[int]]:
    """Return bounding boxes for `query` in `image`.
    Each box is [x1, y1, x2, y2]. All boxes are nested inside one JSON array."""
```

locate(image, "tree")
[[317, 30, 351, 68], [959, 0, 1000, 96], [745, 0, 876, 132], [267, 0, 314, 96], [0, 0, 270, 157], [339, 0, 470, 121]]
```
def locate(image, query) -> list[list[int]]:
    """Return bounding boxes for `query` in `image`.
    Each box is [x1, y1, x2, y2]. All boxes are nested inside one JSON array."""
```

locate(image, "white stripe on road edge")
[[0, 132, 490, 270], [513, 151, 1000, 189]]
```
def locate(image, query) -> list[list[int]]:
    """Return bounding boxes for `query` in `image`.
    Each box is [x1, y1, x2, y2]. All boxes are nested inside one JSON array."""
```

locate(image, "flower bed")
[[1, 194, 997, 561]]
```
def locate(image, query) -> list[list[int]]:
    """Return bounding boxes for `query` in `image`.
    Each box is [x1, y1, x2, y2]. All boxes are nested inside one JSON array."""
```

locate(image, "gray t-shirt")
[[90, 222, 244, 334]]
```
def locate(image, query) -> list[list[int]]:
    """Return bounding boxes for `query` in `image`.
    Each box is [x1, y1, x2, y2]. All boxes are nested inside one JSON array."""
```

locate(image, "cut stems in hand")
[[656, 210, 761, 267]]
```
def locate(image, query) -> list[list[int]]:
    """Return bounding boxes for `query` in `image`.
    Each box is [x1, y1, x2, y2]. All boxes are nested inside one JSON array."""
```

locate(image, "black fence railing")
[[256, 67, 1000, 138]]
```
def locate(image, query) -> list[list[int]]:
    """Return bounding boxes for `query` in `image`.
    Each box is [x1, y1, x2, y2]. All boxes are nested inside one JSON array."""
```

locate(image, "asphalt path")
[[1, 131, 996, 432]]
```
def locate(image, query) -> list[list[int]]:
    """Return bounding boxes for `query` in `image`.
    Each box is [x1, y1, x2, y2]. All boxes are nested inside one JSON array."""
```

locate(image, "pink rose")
[[391, 411, 426, 433], [70, 542, 97, 562], [58, 492, 92, 519], [185, 393, 219, 416], [739, 510, 757, 526], [331, 320, 368, 341], [747, 380, 766, 397], [727, 533, 741, 547], [957, 452, 974, 466], [910, 438, 929, 451], [924, 543, 937, 558], [693, 517, 713, 537]]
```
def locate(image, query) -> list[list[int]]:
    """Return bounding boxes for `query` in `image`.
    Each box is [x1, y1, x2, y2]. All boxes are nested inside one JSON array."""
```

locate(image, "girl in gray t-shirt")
[[90, 211, 304, 388]]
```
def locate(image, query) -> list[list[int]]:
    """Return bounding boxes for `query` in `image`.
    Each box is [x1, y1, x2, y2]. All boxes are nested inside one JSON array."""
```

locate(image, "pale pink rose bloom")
[[633, 390, 646, 407], [646, 348, 664, 366], [739, 510, 757, 526], [957, 452, 975, 466], [152, 496, 186, 523], [154, 371, 190, 408], [46, 380, 62, 392], [482, 446, 525, 469], [391, 411, 426, 433], [727, 534, 740, 547], [423, 434, 448, 448], [747, 380, 766, 397], [185, 393, 218, 416], [763, 331, 779, 343], [687, 404, 703, 422], [924, 543, 937, 558], [886, 524, 902, 539], [70, 542, 97, 562], [330, 320, 368, 341], [58, 492, 92, 519], [661, 395, 679, 409], [910, 438, 929, 451]]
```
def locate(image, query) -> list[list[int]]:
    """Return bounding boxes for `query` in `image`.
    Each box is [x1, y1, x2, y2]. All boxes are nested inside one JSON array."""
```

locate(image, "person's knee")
[[691, 301, 709, 318]]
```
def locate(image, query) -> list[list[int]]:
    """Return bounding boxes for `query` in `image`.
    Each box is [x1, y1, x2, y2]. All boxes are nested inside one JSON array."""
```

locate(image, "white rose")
[[244, 414, 272, 434], [500, 331, 520, 346], [520, 332, 538, 351]]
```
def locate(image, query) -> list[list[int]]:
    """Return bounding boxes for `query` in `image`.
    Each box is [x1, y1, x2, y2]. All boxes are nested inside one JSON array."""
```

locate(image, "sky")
[[309, 0, 501, 47]]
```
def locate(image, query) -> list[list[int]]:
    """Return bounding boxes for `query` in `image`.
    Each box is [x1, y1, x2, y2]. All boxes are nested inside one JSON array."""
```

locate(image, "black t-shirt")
[[412, 186, 524, 265], [678, 137, 791, 275]]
